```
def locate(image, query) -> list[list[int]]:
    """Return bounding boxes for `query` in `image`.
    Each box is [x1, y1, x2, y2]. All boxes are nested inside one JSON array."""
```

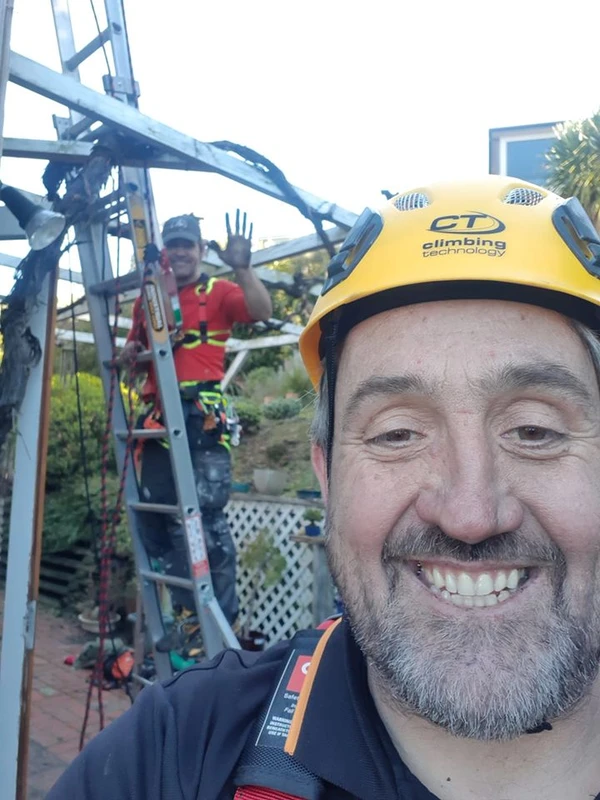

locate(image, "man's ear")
[[311, 443, 329, 503]]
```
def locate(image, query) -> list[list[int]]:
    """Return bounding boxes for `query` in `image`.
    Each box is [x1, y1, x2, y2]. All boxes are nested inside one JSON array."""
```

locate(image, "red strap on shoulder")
[[235, 788, 304, 800], [317, 616, 340, 630]]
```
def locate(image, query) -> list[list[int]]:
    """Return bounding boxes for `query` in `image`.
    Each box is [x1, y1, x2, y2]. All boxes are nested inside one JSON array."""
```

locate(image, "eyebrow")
[[342, 362, 595, 429], [342, 374, 437, 429], [480, 362, 595, 407]]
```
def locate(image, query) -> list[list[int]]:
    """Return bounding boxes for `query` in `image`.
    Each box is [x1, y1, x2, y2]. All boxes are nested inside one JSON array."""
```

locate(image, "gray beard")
[[327, 521, 600, 740]]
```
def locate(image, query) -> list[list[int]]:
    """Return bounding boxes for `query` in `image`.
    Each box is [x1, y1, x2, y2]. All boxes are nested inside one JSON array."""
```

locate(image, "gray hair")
[[310, 317, 600, 452]]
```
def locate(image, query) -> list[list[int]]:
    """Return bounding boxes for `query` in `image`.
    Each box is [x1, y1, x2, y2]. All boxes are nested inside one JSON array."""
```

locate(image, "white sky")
[[2, 0, 600, 300]]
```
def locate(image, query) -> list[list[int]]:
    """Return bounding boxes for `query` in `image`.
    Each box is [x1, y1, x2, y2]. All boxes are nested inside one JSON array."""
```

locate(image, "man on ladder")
[[121, 209, 272, 656]]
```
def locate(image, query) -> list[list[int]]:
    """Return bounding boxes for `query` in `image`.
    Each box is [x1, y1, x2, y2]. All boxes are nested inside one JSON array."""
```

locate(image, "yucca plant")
[[546, 111, 600, 231]]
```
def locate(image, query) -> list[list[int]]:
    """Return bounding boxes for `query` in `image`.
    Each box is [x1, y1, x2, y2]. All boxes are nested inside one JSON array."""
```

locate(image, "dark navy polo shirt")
[[45, 619, 437, 799]]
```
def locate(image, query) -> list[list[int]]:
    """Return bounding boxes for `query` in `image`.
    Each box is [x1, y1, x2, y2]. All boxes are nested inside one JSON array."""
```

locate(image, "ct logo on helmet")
[[429, 212, 506, 235]]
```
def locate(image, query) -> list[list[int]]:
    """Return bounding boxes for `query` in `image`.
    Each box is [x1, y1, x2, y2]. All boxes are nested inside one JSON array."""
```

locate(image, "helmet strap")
[[324, 317, 339, 481]]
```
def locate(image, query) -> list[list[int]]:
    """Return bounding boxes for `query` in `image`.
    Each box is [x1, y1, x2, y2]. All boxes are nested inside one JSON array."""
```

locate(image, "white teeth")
[[433, 567, 445, 589], [507, 569, 520, 590], [423, 564, 529, 608], [494, 571, 508, 592], [475, 573, 494, 596], [457, 573, 476, 596], [427, 583, 516, 607]]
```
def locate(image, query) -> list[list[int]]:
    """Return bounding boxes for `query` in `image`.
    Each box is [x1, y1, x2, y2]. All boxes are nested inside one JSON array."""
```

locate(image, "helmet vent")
[[393, 192, 430, 211], [503, 187, 545, 206]]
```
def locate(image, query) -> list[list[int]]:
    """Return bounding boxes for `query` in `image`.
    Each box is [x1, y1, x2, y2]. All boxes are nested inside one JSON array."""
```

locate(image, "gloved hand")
[[209, 209, 253, 270], [143, 242, 161, 265]]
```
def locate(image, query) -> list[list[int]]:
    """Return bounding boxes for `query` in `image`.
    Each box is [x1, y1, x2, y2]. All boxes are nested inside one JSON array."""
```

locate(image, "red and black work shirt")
[[127, 277, 253, 398], [45, 619, 443, 799]]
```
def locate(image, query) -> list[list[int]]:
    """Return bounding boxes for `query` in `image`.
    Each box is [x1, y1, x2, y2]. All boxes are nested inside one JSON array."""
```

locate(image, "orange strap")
[[284, 617, 341, 756], [133, 410, 166, 471]]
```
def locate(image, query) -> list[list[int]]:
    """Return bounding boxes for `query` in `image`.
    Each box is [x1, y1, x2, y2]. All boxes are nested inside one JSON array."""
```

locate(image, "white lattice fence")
[[227, 496, 316, 645]]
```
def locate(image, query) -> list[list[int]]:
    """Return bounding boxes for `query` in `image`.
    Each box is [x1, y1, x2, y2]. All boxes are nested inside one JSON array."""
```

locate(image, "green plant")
[[43, 473, 131, 558], [47, 374, 109, 489], [546, 111, 600, 230], [240, 365, 283, 404], [263, 397, 302, 420], [239, 528, 286, 638], [303, 507, 323, 524], [232, 397, 262, 435], [244, 365, 278, 391], [265, 441, 289, 468]]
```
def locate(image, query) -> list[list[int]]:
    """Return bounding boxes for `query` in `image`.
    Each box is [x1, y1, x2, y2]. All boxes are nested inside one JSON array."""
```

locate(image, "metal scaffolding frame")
[[0, 3, 357, 797]]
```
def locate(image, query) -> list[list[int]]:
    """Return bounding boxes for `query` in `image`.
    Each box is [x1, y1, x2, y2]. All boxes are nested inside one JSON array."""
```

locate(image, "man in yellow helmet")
[[48, 176, 600, 800]]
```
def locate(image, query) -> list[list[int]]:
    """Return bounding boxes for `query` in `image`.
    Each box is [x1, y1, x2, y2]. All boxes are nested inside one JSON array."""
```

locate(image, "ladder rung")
[[133, 349, 153, 363], [139, 568, 193, 589], [90, 271, 141, 296], [116, 428, 166, 440], [103, 350, 153, 369], [65, 28, 111, 72], [130, 501, 179, 515], [89, 189, 126, 218], [61, 116, 98, 140], [106, 220, 133, 239]]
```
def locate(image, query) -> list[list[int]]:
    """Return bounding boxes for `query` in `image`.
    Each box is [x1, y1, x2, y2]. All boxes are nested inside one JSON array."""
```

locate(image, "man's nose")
[[414, 431, 523, 544]]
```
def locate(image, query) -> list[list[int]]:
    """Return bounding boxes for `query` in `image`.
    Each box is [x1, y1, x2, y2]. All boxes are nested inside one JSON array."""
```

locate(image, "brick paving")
[[0, 592, 132, 798]]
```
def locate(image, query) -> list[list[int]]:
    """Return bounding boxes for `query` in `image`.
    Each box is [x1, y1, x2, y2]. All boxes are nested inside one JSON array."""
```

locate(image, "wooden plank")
[[41, 553, 85, 570], [38, 578, 69, 596], [35, 565, 75, 582]]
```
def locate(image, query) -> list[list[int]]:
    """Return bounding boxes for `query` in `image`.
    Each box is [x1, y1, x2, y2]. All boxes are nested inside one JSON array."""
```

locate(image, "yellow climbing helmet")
[[299, 175, 600, 386]]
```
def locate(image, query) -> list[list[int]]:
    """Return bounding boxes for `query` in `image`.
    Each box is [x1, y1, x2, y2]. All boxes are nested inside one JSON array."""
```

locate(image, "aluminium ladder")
[[49, 0, 239, 681]]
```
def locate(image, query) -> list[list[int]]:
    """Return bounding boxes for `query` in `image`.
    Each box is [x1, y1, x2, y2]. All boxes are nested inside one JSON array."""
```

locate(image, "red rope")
[[79, 189, 137, 748]]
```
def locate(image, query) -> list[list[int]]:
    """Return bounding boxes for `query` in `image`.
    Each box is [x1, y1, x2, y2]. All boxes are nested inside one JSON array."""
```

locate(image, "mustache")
[[381, 526, 562, 567]]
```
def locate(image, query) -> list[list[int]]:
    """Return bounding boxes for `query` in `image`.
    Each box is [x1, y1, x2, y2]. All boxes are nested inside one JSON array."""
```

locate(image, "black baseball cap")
[[162, 214, 202, 245]]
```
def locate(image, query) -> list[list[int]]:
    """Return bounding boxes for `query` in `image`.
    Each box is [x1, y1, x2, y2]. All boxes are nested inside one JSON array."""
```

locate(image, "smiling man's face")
[[317, 299, 600, 739], [165, 238, 203, 286]]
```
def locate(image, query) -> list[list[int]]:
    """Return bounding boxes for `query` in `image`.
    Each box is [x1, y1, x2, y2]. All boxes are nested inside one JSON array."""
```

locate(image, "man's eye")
[[518, 426, 548, 441], [369, 429, 420, 445], [505, 426, 564, 446]]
